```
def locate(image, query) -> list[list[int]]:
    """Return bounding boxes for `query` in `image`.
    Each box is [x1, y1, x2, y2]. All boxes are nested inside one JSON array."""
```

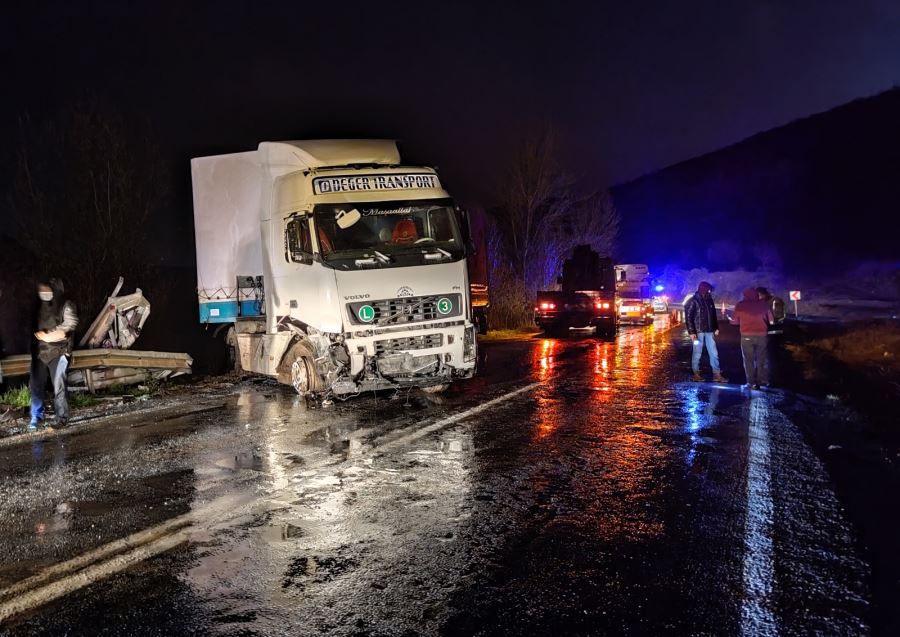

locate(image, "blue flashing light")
[[655, 284, 665, 292]]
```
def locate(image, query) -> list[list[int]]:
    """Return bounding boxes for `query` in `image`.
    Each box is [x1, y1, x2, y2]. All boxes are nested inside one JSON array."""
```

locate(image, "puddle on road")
[[258, 523, 305, 542]]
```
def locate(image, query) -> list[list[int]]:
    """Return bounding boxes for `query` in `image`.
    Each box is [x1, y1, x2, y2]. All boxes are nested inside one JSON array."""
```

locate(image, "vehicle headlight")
[[464, 325, 476, 363]]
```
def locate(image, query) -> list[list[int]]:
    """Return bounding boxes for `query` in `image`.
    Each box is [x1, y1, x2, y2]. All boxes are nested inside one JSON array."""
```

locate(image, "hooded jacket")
[[732, 288, 774, 336], [685, 291, 719, 335]]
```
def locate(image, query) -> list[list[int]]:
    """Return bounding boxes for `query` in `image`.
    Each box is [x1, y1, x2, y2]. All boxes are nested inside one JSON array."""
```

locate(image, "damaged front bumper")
[[326, 323, 477, 395]]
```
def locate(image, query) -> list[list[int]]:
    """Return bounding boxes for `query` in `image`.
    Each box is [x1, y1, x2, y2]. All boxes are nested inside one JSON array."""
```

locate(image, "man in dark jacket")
[[732, 287, 775, 389], [29, 278, 78, 431], [756, 287, 785, 326], [685, 281, 726, 382]]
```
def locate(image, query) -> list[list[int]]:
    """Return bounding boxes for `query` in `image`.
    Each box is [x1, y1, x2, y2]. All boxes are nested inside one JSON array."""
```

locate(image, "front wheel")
[[279, 341, 323, 396]]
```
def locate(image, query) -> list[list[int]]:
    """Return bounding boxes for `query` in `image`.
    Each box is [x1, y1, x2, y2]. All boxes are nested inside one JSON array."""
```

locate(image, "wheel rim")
[[291, 357, 310, 395]]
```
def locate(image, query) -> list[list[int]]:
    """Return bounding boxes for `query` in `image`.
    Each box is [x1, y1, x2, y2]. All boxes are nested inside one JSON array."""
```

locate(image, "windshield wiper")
[[353, 250, 392, 267], [423, 247, 452, 261]]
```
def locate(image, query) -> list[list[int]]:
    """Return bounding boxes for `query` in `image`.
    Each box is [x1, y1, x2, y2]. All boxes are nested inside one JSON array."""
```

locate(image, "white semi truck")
[[191, 140, 478, 397]]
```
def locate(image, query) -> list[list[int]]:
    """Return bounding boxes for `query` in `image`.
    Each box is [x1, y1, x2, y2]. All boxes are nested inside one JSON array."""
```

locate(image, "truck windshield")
[[314, 199, 464, 268]]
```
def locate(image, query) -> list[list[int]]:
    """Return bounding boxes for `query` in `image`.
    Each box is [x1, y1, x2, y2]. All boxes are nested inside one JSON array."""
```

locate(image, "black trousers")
[[740, 336, 769, 386]]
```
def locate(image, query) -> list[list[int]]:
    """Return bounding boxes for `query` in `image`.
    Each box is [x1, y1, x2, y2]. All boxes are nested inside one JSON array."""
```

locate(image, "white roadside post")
[[789, 290, 801, 317]]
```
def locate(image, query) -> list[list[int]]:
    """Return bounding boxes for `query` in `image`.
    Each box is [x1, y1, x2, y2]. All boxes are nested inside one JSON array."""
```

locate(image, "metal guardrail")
[[0, 350, 192, 383]]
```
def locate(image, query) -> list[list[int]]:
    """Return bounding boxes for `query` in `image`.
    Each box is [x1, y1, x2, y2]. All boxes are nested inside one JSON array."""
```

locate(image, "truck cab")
[[192, 140, 477, 397]]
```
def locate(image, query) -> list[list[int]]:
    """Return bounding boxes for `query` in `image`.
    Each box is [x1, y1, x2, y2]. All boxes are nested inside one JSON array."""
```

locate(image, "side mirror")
[[457, 207, 475, 256], [286, 214, 315, 265]]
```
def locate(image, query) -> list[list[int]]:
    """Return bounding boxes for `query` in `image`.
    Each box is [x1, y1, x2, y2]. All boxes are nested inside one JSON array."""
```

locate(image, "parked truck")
[[534, 245, 618, 338], [191, 140, 478, 397]]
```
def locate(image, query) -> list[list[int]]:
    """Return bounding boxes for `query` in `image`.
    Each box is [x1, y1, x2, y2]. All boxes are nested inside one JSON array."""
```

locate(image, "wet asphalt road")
[[0, 317, 883, 636]]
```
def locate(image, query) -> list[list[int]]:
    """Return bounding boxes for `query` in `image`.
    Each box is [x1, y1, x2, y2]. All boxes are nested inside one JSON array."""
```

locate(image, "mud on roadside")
[[0, 373, 257, 441]]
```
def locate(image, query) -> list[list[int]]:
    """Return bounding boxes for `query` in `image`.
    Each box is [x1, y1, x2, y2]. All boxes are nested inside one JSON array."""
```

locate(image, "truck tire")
[[225, 327, 240, 373], [422, 383, 449, 394], [279, 340, 323, 396]]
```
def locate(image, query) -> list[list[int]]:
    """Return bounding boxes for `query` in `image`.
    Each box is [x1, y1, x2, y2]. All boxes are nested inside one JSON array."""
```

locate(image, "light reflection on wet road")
[[0, 318, 875, 635]]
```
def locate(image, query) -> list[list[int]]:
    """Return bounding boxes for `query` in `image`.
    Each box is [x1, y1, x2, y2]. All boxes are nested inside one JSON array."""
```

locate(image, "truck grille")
[[348, 294, 462, 326], [374, 333, 443, 355]]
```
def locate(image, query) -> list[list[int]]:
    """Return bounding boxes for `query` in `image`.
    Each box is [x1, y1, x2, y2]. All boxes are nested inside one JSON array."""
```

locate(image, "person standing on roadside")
[[731, 288, 775, 390], [756, 287, 785, 324], [756, 286, 785, 384], [685, 281, 726, 382], [28, 278, 78, 432]]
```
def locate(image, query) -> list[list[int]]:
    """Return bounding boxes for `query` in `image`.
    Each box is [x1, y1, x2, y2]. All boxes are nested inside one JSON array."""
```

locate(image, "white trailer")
[[615, 263, 653, 325], [191, 140, 477, 396]]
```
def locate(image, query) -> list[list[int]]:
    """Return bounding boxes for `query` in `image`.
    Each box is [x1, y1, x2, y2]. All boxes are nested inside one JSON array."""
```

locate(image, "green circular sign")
[[358, 304, 375, 322], [437, 297, 453, 315]]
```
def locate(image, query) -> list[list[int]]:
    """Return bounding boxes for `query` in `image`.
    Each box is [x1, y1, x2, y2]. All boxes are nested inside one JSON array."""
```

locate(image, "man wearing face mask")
[[28, 278, 78, 432]]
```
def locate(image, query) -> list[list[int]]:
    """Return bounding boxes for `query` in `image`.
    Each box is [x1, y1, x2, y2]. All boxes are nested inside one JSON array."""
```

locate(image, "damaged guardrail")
[[0, 350, 192, 392], [0, 277, 191, 391]]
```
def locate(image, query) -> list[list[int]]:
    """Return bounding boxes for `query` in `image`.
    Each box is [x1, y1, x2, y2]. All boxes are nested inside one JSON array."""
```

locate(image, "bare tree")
[[494, 127, 575, 288], [12, 99, 168, 321], [490, 128, 620, 327], [531, 190, 619, 293]]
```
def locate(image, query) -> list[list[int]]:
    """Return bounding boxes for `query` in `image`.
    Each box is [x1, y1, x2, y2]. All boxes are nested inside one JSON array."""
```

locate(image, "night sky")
[[3, 0, 900, 256]]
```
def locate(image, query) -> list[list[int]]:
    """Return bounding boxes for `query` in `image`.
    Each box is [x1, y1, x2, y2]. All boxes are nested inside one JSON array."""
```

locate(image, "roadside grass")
[[0, 385, 30, 409], [786, 322, 900, 429], [0, 385, 100, 409], [787, 323, 900, 377], [70, 392, 99, 408], [479, 328, 542, 342]]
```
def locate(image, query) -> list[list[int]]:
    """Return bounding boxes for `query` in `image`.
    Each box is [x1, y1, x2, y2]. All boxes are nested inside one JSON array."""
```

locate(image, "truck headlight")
[[463, 325, 476, 363]]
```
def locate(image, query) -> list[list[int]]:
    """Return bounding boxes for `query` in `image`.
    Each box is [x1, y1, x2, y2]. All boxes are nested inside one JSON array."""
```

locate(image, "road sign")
[[788, 291, 801, 317], [436, 297, 453, 315], [358, 304, 375, 322]]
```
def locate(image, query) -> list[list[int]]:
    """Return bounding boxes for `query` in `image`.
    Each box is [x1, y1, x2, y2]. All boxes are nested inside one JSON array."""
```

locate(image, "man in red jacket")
[[731, 288, 775, 389]]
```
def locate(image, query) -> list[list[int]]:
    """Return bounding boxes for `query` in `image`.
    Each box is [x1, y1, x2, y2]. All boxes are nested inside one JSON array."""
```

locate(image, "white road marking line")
[[741, 396, 778, 636], [374, 382, 542, 453], [0, 514, 192, 603], [0, 492, 253, 624], [0, 530, 189, 624]]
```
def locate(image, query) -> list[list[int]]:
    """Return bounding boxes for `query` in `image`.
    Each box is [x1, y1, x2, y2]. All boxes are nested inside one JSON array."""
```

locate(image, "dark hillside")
[[612, 88, 900, 276]]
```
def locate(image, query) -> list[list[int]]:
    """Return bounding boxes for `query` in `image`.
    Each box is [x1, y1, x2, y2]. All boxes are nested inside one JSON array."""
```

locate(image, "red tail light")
[[539, 302, 556, 310]]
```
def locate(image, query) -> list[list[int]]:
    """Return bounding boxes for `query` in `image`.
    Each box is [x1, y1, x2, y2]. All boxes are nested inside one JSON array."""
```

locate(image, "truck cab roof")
[[258, 140, 401, 171]]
